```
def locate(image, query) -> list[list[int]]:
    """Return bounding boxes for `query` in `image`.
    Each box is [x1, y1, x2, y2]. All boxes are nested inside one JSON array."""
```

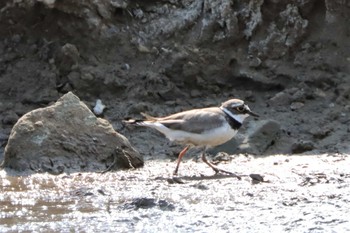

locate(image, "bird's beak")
[[248, 111, 259, 117], [245, 106, 259, 117]]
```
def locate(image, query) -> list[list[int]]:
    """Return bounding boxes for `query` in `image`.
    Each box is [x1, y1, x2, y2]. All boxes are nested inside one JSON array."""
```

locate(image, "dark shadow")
[[155, 173, 245, 183]]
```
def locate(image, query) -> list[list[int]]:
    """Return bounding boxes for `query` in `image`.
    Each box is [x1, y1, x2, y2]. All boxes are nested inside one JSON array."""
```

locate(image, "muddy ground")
[[1, 154, 350, 232], [0, 0, 350, 232]]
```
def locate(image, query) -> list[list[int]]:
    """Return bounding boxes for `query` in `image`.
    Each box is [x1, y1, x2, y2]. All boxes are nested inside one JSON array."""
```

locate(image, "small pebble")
[[93, 99, 106, 115], [290, 102, 304, 110], [249, 174, 264, 184], [121, 63, 130, 70]]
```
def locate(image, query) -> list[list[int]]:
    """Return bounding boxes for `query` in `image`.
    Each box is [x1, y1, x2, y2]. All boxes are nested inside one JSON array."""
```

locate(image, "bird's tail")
[[122, 118, 144, 125], [140, 112, 157, 121], [123, 112, 157, 126]]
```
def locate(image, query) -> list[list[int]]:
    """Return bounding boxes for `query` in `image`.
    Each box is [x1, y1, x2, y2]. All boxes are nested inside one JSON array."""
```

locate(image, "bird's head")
[[220, 99, 259, 123]]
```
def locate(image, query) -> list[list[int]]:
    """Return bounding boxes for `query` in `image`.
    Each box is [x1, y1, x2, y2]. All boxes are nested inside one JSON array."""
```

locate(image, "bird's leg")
[[173, 145, 190, 175], [201, 148, 241, 179]]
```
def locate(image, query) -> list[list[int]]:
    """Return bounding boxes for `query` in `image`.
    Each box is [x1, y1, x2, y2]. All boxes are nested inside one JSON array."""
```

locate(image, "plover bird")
[[124, 99, 258, 177]]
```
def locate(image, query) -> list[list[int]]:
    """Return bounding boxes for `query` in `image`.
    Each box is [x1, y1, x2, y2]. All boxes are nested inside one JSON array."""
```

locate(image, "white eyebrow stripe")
[[230, 103, 243, 108], [220, 107, 247, 124]]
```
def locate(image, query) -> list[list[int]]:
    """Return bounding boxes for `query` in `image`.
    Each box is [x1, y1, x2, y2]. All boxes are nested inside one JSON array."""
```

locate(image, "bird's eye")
[[237, 106, 245, 112]]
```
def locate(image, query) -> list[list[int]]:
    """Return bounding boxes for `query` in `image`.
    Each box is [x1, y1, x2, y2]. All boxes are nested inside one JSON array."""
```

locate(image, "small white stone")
[[93, 99, 106, 115]]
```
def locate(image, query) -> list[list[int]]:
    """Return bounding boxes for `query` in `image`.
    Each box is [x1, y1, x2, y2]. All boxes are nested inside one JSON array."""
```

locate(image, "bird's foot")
[[173, 167, 182, 176], [201, 152, 241, 180], [212, 167, 241, 180]]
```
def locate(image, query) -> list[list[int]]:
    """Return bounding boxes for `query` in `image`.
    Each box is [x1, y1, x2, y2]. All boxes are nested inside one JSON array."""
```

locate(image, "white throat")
[[220, 107, 249, 124]]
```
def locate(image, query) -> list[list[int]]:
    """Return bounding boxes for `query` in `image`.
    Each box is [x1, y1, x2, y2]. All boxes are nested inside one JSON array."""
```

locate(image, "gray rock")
[[249, 174, 264, 184], [1, 92, 143, 173], [55, 43, 80, 75], [238, 120, 281, 155], [291, 140, 315, 154]]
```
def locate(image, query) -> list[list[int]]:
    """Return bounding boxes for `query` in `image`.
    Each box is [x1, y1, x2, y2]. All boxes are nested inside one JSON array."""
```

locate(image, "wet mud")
[[1, 154, 349, 232]]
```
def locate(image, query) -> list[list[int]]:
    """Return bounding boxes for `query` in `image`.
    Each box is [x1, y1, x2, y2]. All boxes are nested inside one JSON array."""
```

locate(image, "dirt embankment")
[[0, 0, 349, 161]]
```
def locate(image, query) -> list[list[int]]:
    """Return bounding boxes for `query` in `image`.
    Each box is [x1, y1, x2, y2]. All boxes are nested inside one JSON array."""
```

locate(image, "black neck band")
[[222, 110, 242, 130]]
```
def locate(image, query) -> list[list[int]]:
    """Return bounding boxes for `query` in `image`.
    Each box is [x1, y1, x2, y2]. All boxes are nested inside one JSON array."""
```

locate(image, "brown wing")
[[156, 107, 226, 134]]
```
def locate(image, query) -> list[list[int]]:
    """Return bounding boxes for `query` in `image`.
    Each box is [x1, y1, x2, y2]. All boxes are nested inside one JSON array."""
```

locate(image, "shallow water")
[[0, 154, 349, 232]]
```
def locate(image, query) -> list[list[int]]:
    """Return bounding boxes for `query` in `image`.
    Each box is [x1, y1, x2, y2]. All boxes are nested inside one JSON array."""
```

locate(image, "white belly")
[[151, 122, 237, 147]]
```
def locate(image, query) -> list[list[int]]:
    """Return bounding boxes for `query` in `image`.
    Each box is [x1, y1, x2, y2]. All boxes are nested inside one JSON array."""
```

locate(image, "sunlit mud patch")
[[0, 154, 349, 232]]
